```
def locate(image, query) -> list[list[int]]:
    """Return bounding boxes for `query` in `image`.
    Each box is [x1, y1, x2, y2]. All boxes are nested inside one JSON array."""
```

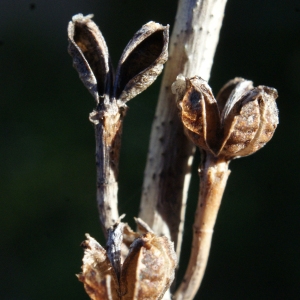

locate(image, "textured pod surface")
[[120, 233, 177, 300], [180, 76, 220, 153], [220, 94, 261, 156], [114, 22, 169, 103], [172, 75, 279, 160], [78, 222, 176, 300], [230, 86, 279, 158], [77, 234, 119, 300], [68, 14, 112, 103], [218, 80, 258, 157]]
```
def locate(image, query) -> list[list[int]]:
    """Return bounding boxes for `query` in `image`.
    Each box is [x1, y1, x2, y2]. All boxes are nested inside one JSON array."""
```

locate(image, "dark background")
[[1, 0, 299, 299]]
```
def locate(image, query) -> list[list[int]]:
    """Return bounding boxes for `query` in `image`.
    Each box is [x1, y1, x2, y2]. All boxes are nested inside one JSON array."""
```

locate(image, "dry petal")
[[114, 22, 169, 103], [216, 77, 251, 113], [77, 234, 119, 300], [172, 75, 220, 154], [68, 14, 113, 103], [134, 217, 155, 235]]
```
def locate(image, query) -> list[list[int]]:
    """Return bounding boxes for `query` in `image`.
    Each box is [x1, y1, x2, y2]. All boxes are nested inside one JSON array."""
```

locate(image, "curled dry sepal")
[[77, 222, 177, 300], [67, 14, 169, 117], [172, 75, 279, 160]]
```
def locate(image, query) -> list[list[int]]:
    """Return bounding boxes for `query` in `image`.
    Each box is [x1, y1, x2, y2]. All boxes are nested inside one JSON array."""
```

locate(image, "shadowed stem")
[[94, 104, 126, 234], [174, 151, 230, 300]]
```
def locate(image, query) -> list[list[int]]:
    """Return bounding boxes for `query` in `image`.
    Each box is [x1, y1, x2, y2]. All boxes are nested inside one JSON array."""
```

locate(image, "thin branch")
[[173, 151, 230, 300], [139, 0, 228, 258], [94, 109, 124, 232], [68, 16, 169, 234]]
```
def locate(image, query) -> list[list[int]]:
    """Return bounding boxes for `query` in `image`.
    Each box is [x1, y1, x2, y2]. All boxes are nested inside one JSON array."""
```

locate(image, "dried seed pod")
[[78, 221, 176, 300], [77, 234, 119, 300], [172, 75, 279, 160], [220, 85, 279, 158], [114, 21, 169, 104], [121, 218, 155, 262], [216, 77, 252, 113], [173, 76, 221, 154], [68, 14, 113, 103], [120, 232, 177, 300], [218, 80, 258, 156], [68, 15, 169, 107]]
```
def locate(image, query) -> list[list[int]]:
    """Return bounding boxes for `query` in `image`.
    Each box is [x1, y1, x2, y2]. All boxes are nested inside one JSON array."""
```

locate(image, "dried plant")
[[67, 0, 279, 299], [77, 221, 176, 300], [68, 14, 169, 232], [68, 13, 176, 299], [172, 75, 278, 299]]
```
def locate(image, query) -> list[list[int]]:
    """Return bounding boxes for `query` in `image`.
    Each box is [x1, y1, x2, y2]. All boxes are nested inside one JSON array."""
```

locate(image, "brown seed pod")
[[78, 221, 177, 300], [220, 85, 279, 158], [176, 76, 221, 154], [120, 232, 177, 300], [77, 234, 120, 300], [68, 14, 113, 103], [114, 21, 169, 103], [172, 75, 279, 160], [68, 15, 169, 107]]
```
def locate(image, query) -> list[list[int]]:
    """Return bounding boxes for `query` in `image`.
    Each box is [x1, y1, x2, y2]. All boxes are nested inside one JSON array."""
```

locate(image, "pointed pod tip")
[[71, 13, 94, 23], [171, 74, 187, 103]]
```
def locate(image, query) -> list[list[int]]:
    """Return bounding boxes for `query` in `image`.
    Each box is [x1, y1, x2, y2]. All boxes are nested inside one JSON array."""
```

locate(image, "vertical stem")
[[94, 104, 126, 233], [139, 0, 228, 258], [174, 151, 230, 300]]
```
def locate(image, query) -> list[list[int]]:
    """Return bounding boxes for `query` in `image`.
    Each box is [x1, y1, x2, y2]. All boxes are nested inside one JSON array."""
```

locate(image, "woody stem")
[[139, 0, 228, 263], [174, 151, 230, 300], [94, 103, 126, 234]]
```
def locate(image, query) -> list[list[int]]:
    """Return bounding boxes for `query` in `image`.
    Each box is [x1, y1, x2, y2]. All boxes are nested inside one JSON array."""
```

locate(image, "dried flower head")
[[172, 75, 279, 159], [78, 220, 177, 300], [68, 14, 169, 109]]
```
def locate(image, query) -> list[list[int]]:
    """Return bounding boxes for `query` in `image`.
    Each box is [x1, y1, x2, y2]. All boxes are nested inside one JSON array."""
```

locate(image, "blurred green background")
[[1, 0, 299, 299]]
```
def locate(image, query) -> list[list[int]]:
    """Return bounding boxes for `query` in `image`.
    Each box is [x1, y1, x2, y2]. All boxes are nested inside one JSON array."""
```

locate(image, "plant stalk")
[[94, 104, 126, 233], [174, 151, 230, 300], [139, 0, 228, 259]]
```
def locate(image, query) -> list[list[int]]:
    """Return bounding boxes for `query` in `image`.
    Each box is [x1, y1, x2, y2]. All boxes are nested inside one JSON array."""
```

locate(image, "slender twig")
[[174, 151, 230, 300], [139, 0, 228, 259], [93, 106, 124, 233], [68, 16, 169, 234]]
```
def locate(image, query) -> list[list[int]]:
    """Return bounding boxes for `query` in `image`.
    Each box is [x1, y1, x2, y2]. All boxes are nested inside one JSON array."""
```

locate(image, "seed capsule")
[[172, 75, 279, 159], [78, 220, 176, 300]]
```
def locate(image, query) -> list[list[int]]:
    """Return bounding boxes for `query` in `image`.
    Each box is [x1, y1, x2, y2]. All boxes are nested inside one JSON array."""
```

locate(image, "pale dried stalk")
[[171, 75, 279, 299], [94, 108, 124, 233], [139, 0, 228, 258], [68, 16, 169, 234], [174, 151, 230, 300]]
